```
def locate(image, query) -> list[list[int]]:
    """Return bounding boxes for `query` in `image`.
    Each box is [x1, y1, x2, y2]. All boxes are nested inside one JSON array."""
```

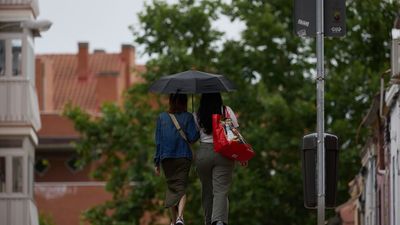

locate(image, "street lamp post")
[[295, 0, 345, 224], [316, 0, 326, 224]]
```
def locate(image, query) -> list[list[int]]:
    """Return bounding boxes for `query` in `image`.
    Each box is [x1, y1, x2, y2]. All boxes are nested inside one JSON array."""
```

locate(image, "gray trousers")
[[195, 142, 234, 225]]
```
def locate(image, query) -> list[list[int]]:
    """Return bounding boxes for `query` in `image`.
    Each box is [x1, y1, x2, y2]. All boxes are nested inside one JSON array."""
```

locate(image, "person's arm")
[[154, 166, 160, 176], [226, 106, 239, 128], [154, 116, 162, 172], [186, 114, 200, 143], [192, 112, 201, 129]]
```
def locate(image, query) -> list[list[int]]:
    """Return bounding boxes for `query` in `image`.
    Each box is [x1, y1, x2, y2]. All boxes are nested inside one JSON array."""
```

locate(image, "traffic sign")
[[294, 0, 346, 37]]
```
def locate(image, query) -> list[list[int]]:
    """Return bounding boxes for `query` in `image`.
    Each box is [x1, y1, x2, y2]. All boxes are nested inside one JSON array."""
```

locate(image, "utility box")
[[301, 133, 339, 209]]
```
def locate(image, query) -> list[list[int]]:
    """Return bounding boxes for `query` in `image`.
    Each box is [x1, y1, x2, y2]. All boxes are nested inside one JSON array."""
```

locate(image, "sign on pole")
[[294, 0, 316, 37], [295, 0, 345, 225], [294, 0, 346, 37], [324, 0, 346, 37]]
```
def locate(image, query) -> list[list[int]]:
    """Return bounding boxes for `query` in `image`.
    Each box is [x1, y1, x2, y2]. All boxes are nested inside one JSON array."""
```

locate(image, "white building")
[[335, 21, 400, 225], [0, 0, 50, 224], [386, 37, 400, 224]]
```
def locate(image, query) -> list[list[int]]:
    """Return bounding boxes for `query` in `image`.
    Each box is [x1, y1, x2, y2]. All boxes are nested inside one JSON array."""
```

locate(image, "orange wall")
[[39, 114, 79, 137]]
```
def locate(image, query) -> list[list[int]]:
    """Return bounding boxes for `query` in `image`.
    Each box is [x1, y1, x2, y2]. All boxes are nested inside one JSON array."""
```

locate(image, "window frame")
[[0, 155, 5, 193], [11, 155, 24, 193], [0, 39, 5, 77], [11, 38, 23, 77], [65, 154, 83, 174], [34, 156, 50, 176], [28, 154, 33, 198], [0, 33, 27, 80], [0, 149, 28, 198]]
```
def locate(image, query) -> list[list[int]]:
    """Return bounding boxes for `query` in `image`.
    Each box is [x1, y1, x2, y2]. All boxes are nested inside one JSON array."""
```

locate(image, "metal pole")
[[316, 0, 325, 224]]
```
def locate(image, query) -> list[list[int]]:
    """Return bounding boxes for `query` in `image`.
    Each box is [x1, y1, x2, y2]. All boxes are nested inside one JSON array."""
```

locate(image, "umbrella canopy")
[[148, 70, 236, 94]]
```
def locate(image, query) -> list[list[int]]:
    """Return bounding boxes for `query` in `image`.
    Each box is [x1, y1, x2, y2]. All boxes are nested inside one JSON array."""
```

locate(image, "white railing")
[[0, 197, 31, 225], [29, 200, 39, 225], [0, 79, 41, 130], [391, 38, 400, 79], [0, 0, 39, 16]]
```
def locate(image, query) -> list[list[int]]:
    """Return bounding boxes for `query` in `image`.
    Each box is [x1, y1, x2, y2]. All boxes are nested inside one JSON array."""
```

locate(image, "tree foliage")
[[39, 213, 56, 225], [64, 0, 399, 224], [64, 85, 166, 225]]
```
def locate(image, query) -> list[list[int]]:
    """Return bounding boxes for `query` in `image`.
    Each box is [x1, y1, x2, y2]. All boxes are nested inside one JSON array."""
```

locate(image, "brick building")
[[33, 42, 145, 225]]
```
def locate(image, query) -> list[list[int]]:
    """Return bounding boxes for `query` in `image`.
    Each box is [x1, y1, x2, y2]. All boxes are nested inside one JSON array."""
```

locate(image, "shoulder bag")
[[212, 106, 255, 161]]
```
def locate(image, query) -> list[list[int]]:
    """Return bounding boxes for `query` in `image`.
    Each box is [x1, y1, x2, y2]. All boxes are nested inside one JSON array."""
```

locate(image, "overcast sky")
[[35, 0, 244, 64]]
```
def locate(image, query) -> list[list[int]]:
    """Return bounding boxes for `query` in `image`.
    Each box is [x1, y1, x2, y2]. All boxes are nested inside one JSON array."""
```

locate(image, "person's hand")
[[154, 166, 160, 176], [239, 161, 248, 167]]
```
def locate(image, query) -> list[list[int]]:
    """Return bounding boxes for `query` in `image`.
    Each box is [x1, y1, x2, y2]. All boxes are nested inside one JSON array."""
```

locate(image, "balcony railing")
[[0, 78, 41, 130]]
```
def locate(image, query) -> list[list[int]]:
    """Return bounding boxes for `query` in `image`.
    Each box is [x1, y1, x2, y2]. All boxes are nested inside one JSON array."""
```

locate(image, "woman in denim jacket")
[[154, 93, 199, 225]]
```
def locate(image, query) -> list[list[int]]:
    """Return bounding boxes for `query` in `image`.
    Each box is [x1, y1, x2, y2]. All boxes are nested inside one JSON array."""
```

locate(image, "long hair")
[[169, 94, 188, 113], [197, 93, 223, 134]]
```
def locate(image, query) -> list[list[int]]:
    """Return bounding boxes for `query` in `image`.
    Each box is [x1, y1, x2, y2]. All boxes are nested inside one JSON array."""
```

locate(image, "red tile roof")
[[37, 53, 144, 112]]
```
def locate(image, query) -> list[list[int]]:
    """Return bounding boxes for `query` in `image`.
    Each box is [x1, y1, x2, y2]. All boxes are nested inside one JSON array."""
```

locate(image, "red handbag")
[[212, 107, 255, 161]]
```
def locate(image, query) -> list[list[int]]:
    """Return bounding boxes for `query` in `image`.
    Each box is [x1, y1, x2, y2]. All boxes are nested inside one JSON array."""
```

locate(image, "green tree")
[[215, 1, 316, 223], [39, 213, 56, 225], [324, 0, 399, 184], [64, 0, 399, 224], [64, 85, 165, 225], [132, 1, 225, 222], [134, 0, 316, 224], [133, 0, 398, 224], [133, 0, 223, 81]]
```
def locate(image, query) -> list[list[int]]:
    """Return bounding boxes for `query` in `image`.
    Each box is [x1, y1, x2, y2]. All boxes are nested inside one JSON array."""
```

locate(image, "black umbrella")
[[148, 70, 236, 94]]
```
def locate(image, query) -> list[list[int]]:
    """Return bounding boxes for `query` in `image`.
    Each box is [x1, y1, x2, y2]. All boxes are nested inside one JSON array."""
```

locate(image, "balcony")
[[0, 78, 41, 130]]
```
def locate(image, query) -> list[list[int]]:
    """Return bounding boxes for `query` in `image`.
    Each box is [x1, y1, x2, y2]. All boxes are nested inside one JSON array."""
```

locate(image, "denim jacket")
[[154, 111, 199, 166]]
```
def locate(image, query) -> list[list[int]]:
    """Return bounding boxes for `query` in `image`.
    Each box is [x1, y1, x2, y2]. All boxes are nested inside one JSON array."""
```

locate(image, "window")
[[0, 157, 5, 193], [12, 39, 22, 76], [66, 155, 82, 173], [397, 149, 400, 175], [0, 40, 4, 76], [26, 40, 34, 81], [0, 38, 24, 77], [35, 158, 50, 175], [393, 157, 397, 223], [28, 155, 33, 195], [12, 156, 23, 193]]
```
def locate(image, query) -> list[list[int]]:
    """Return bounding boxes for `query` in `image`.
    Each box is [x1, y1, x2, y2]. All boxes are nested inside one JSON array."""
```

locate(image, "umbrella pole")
[[191, 94, 194, 113]]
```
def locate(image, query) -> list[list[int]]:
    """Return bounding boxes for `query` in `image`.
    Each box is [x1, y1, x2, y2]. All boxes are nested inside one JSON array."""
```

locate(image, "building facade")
[[0, 0, 51, 224], [33, 42, 145, 225], [336, 28, 400, 225]]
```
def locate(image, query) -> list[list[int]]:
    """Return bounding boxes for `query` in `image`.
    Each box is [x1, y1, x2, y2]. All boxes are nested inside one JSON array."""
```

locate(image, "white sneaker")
[[175, 218, 184, 225]]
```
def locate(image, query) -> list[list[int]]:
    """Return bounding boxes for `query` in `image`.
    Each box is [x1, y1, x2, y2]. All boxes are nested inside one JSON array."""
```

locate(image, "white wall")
[[389, 95, 400, 225], [385, 85, 400, 225]]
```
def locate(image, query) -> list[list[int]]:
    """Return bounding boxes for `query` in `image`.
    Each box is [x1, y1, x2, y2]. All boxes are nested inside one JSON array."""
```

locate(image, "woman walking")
[[154, 94, 199, 225], [194, 93, 246, 225]]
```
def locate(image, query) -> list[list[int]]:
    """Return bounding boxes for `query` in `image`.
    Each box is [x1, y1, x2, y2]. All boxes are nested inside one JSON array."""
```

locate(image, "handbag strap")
[[168, 113, 193, 152], [222, 105, 230, 118]]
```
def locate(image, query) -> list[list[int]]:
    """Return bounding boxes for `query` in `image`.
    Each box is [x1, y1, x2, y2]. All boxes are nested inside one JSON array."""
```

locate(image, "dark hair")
[[197, 93, 223, 134], [169, 94, 188, 113]]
